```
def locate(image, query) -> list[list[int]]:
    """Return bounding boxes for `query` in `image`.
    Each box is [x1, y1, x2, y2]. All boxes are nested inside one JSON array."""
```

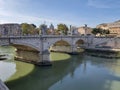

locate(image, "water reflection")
[[0, 61, 16, 81], [0, 46, 120, 90], [6, 54, 120, 90], [6, 53, 83, 90], [0, 46, 16, 82]]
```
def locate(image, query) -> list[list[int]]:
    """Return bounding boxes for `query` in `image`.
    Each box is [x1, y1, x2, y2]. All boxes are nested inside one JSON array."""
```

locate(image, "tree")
[[92, 28, 100, 35], [102, 29, 110, 35], [35, 28, 41, 35], [30, 24, 36, 28], [57, 24, 68, 35], [21, 23, 37, 35], [21, 23, 30, 35], [92, 28, 110, 36], [29, 24, 37, 35]]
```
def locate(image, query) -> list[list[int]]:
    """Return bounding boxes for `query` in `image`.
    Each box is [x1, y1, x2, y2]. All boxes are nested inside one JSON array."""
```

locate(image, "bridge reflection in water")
[[5, 53, 120, 90], [0, 46, 120, 90], [5, 51, 84, 90]]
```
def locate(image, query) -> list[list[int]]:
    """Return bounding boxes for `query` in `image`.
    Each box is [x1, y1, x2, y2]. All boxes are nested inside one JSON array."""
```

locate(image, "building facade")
[[77, 26, 92, 35], [0, 23, 22, 36], [71, 26, 79, 35], [96, 20, 120, 35]]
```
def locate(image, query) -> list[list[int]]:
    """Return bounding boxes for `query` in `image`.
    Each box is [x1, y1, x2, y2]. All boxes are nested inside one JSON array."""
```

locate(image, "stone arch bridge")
[[0, 35, 120, 63]]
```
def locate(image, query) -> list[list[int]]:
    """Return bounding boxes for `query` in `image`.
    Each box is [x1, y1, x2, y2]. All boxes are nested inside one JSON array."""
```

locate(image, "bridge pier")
[[70, 45, 78, 55], [38, 50, 52, 66]]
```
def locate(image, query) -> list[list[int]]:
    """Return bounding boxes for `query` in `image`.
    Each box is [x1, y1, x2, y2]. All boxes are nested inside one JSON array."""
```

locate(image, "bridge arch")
[[52, 40, 71, 46], [10, 42, 40, 52], [75, 39, 85, 46], [11, 43, 41, 63], [75, 39, 85, 47], [47, 38, 71, 48], [49, 39, 71, 53]]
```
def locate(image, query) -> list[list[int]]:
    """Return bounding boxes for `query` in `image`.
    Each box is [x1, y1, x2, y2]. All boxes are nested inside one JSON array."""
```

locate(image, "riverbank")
[[50, 47, 84, 55], [15, 55, 52, 66], [85, 48, 120, 58]]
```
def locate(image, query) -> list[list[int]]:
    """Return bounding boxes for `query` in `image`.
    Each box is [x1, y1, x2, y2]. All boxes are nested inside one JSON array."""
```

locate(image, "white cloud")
[[0, 0, 17, 9], [88, 0, 120, 8], [0, 0, 87, 27], [0, 10, 79, 27], [0, 0, 4, 9], [0, 0, 66, 26]]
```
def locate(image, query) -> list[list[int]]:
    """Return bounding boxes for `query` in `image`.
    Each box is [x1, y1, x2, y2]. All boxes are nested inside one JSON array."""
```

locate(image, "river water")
[[0, 46, 120, 90]]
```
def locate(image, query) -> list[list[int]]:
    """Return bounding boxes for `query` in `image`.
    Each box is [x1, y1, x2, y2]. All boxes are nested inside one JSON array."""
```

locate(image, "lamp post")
[[84, 24, 87, 36], [84, 24, 89, 47], [70, 25, 72, 35]]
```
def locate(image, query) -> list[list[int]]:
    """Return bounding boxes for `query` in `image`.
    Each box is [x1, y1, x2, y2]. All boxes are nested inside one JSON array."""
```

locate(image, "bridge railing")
[[0, 35, 95, 38]]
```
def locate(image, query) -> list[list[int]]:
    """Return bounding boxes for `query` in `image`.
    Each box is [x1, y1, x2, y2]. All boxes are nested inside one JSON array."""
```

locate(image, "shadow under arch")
[[52, 40, 71, 46], [74, 39, 85, 53], [49, 40, 71, 53], [9, 43, 41, 64], [11, 43, 40, 52], [75, 39, 84, 47]]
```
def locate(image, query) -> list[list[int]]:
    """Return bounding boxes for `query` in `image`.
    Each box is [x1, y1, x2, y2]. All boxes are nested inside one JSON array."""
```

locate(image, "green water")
[[0, 46, 120, 90]]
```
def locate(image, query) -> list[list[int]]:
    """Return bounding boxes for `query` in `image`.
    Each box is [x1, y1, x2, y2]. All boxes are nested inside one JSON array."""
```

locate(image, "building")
[[96, 20, 120, 35], [72, 26, 79, 35], [77, 25, 92, 35], [96, 23, 109, 30], [0, 23, 22, 36]]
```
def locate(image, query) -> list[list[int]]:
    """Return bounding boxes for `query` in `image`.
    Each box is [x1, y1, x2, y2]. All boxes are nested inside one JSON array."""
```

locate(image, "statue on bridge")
[[40, 24, 48, 35], [49, 24, 55, 35]]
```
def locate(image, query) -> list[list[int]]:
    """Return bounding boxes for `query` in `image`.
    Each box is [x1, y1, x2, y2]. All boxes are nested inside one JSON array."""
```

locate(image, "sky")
[[0, 0, 120, 28]]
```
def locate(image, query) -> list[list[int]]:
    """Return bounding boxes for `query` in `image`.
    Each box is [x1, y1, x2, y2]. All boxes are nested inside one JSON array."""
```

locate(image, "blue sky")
[[0, 0, 120, 27]]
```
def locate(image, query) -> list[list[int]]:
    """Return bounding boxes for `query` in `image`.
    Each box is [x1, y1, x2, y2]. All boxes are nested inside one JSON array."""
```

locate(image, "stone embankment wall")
[[50, 46, 72, 53]]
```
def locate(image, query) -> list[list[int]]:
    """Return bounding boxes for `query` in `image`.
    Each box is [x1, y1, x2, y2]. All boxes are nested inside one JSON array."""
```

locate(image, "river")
[[0, 46, 120, 90]]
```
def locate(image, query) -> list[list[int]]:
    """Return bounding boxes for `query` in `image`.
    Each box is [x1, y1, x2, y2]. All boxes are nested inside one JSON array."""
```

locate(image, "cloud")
[[0, 0, 17, 9], [88, 0, 120, 8], [0, 0, 87, 27], [0, 10, 78, 27], [0, 0, 72, 26], [0, 0, 4, 9]]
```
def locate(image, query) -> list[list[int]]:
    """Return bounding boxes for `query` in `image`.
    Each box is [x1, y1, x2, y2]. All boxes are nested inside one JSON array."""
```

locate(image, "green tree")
[[92, 28, 100, 35], [35, 28, 41, 35], [21, 23, 37, 35], [57, 24, 68, 35], [30, 24, 36, 28], [29, 24, 37, 35], [92, 28, 110, 36], [21, 23, 30, 35], [102, 29, 110, 35]]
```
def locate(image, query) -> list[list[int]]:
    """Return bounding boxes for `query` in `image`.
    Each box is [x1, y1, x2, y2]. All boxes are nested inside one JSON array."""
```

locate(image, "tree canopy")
[[57, 24, 68, 35], [92, 28, 110, 36], [21, 23, 38, 35]]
